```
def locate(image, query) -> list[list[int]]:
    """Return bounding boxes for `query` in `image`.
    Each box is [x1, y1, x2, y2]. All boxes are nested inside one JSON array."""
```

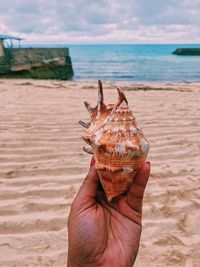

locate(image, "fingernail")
[[90, 157, 95, 167], [146, 161, 151, 169]]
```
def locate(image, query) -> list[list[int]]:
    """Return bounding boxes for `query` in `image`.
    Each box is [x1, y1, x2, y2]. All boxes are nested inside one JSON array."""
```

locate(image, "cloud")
[[0, 0, 200, 43]]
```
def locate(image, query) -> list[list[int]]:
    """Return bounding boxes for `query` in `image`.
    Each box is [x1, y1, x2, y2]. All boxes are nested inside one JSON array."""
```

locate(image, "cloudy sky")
[[0, 0, 200, 44]]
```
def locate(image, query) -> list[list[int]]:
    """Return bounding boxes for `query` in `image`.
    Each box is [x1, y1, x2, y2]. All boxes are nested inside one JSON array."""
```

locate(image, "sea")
[[27, 44, 200, 82]]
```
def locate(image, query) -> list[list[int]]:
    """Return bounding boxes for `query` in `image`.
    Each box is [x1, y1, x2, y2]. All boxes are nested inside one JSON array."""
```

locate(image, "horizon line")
[[21, 43, 200, 45]]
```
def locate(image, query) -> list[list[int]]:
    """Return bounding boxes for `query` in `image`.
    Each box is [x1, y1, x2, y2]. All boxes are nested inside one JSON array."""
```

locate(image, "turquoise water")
[[67, 44, 200, 82]]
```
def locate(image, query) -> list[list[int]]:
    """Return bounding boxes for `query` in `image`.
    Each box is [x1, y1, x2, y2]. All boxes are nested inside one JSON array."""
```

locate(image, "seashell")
[[80, 80, 149, 201]]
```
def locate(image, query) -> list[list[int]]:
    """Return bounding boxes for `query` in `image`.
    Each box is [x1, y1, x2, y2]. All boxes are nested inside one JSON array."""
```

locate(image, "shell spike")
[[97, 80, 106, 110], [84, 101, 96, 116], [116, 87, 128, 107], [79, 120, 90, 129], [84, 101, 92, 111], [83, 146, 93, 154]]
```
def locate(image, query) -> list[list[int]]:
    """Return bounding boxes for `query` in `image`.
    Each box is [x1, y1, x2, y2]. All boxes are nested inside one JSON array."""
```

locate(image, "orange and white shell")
[[80, 81, 149, 201]]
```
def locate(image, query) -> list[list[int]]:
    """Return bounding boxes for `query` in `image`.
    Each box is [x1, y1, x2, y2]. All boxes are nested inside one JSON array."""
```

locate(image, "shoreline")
[[1, 78, 200, 90]]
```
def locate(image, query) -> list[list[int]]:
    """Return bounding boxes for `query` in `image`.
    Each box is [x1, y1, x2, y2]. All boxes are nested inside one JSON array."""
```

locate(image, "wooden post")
[[0, 40, 5, 57]]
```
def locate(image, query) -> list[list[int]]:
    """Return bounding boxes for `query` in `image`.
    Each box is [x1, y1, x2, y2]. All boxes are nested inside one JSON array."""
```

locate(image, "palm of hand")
[[68, 162, 150, 267]]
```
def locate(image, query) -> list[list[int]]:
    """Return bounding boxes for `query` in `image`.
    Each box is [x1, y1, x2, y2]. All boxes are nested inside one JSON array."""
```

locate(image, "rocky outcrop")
[[172, 48, 200, 55]]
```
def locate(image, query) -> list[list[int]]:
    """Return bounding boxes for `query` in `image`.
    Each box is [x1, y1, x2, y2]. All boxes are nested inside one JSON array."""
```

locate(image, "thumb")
[[74, 157, 100, 206], [126, 162, 150, 213]]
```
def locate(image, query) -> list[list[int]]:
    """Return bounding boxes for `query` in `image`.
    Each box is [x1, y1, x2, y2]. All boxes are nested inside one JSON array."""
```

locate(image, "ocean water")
[[66, 44, 200, 82], [24, 43, 200, 82]]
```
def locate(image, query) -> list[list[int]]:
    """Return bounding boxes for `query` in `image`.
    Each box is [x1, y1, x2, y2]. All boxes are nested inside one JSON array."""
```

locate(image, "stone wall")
[[0, 47, 73, 80]]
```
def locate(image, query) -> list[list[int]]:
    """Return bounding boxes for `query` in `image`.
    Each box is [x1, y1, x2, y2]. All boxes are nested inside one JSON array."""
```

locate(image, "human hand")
[[67, 158, 150, 267]]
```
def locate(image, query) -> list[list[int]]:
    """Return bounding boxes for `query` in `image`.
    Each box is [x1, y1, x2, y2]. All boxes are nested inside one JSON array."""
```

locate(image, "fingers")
[[126, 162, 150, 213], [73, 157, 100, 207]]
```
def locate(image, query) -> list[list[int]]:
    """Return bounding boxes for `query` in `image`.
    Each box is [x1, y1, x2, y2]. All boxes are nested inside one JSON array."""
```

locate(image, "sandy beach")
[[0, 79, 199, 267]]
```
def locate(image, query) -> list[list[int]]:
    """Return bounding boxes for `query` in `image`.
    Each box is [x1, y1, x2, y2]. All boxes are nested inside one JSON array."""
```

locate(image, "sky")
[[0, 0, 200, 44]]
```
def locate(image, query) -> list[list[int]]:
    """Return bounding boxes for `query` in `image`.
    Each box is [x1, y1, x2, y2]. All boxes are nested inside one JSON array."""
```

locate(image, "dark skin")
[[67, 159, 150, 267]]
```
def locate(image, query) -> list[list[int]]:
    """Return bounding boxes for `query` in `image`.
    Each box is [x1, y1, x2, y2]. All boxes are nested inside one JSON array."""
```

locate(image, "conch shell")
[[80, 81, 149, 201]]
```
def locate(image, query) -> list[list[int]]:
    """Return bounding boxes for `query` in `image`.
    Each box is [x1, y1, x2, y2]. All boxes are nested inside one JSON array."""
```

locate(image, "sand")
[[0, 79, 199, 267]]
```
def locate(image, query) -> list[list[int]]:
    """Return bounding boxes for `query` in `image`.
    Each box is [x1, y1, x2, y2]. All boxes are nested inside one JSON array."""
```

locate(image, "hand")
[[67, 159, 150, 267]]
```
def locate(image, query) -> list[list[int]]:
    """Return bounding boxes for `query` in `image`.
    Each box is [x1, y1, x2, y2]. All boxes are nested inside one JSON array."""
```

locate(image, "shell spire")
[[80, 81, 149, 201]]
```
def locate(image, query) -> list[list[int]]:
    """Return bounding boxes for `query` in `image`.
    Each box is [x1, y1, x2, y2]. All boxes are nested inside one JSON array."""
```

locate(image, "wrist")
[[67, 258, 97, 267], [67, 258, 130, 267], [67, 259, 104, 267], [67, 262, 98, 267]]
